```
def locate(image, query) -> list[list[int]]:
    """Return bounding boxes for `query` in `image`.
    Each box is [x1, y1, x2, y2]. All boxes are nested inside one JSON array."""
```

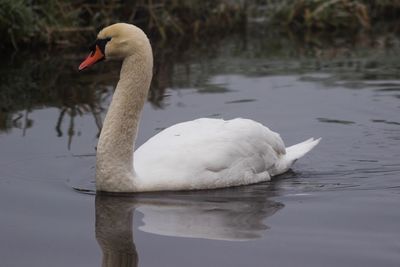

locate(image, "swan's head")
[[79, 23, 151, 71]]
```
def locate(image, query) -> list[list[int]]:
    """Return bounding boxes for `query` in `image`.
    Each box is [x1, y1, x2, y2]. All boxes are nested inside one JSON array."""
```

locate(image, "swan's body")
[[79, 23, 320, 193], [135, 118, 318, 191]]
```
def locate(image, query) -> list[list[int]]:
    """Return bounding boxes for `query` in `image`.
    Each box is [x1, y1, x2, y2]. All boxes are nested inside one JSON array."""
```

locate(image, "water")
[[0, 30, 400, 267]]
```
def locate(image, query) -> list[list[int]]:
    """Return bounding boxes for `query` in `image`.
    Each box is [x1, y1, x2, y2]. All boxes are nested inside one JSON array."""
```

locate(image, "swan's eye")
[[87, 37, 112, 56], [96, 37, 112, 55]]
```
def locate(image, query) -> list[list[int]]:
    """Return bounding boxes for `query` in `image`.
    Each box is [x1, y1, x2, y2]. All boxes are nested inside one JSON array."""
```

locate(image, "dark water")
[[1, 30, 400, 267]]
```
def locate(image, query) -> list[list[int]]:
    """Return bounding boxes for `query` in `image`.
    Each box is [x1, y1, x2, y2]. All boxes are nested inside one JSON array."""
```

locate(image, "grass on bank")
[[0, 0, 399, 51]]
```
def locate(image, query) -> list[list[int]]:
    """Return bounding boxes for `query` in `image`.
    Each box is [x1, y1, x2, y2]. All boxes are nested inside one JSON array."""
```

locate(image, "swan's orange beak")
[[79, 45, 105, 71]]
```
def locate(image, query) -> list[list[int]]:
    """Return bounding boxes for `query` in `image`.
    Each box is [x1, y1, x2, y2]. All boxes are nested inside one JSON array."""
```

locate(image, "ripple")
[[375, 87, 400, 92], [371, 119, 400, 126], [317, 117, 355, 125], [225, 99, 256, 104]]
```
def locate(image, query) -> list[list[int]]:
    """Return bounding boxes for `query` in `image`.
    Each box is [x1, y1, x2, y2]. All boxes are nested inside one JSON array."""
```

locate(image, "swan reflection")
[[96, 196, 138, 267], [95, 184, 283, 266]]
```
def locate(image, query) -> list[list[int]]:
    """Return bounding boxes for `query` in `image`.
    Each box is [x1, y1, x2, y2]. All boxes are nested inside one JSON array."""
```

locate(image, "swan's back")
[[134, 118, 286, 191]]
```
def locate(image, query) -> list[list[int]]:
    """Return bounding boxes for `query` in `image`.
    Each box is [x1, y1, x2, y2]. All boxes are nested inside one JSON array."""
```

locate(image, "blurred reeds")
[[263, 0, 400, 33], [0, 0, 399, 51], [0, 0, 246, 51]]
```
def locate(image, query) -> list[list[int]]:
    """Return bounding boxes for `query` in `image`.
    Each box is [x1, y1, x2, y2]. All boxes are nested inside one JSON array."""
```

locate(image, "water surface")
[[0, 30, 400, 267]]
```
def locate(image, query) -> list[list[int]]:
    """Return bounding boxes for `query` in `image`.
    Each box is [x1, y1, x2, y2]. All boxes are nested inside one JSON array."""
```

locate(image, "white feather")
[[134, 118, 319, 191]]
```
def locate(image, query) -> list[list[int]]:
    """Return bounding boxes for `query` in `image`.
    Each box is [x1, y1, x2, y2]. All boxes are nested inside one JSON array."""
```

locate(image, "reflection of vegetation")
[[161, 28, 400, 90], [0, 24, 399, 141], [0, 52, 115, 144]]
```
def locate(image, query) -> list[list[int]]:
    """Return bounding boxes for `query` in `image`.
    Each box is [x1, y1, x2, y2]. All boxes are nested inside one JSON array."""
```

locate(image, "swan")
[[79, 23, 321, 192]]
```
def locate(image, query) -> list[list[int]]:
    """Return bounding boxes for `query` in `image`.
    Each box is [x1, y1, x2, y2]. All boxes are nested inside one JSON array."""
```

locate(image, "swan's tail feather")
[[271, 137, 321, 176], [285, 137, 321, 163]]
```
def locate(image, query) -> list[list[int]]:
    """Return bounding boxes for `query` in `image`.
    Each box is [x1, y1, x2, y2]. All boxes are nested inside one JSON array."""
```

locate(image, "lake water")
[[0, 30, 399, 267]]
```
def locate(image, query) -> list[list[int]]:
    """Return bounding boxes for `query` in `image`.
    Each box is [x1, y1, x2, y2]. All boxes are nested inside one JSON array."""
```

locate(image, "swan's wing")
[[134, 118, 286, 191]]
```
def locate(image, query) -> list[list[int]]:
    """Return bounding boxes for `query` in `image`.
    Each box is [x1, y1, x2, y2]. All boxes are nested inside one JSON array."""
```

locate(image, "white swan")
[[79, 23, 321, 192]]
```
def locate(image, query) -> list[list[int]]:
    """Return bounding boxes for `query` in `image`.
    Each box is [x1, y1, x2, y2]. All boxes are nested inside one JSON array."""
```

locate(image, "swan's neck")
[[96, 52, 153, 192]]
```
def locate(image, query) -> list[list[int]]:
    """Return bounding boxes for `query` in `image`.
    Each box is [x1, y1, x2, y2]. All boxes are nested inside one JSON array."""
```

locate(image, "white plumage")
[[135, 118, 320, 191]]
